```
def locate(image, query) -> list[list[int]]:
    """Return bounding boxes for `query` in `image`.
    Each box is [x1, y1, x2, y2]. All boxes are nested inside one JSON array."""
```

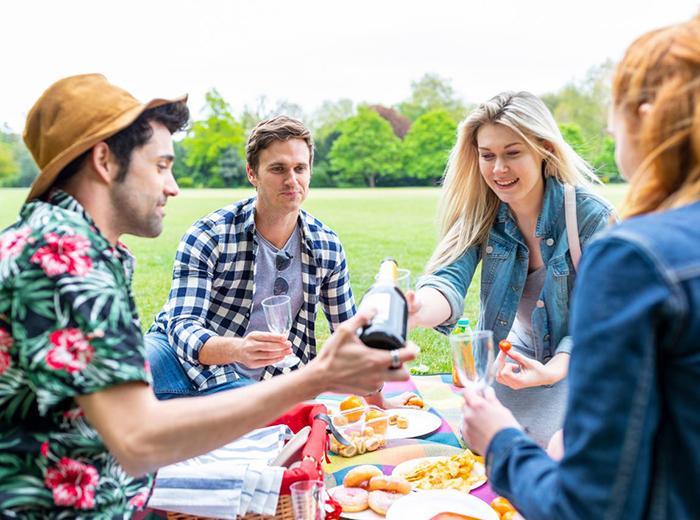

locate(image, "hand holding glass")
[[262, 295, 300, 368], [450, 329, 495, 392]]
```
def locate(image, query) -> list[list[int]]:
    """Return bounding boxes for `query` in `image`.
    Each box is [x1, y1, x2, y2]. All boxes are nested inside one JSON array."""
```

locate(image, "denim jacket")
[[419, 177, 613, 360], [487, 200, 700, 519]]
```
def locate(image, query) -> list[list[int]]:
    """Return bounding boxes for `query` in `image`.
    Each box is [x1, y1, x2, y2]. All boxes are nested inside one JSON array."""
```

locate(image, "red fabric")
[[266, 403, 328, 495]]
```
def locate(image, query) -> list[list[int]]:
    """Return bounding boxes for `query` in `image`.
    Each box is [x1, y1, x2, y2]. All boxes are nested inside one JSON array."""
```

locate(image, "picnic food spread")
[[333, 466, 412, 516], [399, 450, 486, 492]]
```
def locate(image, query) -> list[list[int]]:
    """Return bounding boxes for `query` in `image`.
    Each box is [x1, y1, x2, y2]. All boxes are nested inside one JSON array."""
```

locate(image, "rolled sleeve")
[[416, 274, 464, 334], [554, 334, 573, 355], [416, 245, 480, 335]]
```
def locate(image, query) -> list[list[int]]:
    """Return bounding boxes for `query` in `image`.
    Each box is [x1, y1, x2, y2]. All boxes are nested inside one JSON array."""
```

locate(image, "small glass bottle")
[[451, 317, 473, 387]]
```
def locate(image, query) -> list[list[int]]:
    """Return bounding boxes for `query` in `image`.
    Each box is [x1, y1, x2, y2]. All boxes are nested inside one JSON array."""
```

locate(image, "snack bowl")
[[330, 406, 388, 457]]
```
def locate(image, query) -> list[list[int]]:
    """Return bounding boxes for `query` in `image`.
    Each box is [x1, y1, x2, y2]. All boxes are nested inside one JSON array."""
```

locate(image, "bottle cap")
[[456, 317, 470, 326]]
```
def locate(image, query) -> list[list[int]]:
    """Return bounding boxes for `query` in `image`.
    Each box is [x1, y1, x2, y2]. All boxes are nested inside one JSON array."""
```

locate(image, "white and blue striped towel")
[[148, 425, 292, 519]]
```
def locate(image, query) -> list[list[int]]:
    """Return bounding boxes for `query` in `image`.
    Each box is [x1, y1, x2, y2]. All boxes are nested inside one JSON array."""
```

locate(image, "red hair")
[[613, 16, 700, 218]]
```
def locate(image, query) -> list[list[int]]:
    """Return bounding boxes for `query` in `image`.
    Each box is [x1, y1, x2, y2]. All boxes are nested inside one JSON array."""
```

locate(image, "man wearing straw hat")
[[0, 74, 417, 518]]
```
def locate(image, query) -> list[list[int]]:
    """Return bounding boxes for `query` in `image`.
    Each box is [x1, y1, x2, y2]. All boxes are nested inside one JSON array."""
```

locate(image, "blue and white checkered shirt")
[[149, 197, 355, 388]]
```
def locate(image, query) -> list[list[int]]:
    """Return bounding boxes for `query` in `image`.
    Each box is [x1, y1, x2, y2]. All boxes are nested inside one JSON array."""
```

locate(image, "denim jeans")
[[144, 332, 254, 400]]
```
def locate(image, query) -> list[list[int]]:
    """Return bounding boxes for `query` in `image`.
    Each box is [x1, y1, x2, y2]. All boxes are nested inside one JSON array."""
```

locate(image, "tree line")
[[0, 63, 620, 189]]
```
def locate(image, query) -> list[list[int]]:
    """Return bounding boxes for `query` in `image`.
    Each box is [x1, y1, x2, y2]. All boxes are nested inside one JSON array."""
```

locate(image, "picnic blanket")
[[320, 374, 498, 506]]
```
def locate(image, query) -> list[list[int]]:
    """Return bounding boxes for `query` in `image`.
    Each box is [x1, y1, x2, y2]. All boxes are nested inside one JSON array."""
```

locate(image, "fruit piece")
[[406, 395, 424, 407], [340, 395, 366, 422], [365, 409, 388, 434], [498, 340, 512, 354], [491, 496, 516, 515]]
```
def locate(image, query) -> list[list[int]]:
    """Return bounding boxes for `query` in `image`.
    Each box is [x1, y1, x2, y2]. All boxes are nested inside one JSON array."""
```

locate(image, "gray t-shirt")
[[507, 265, 546, 355], [236, 226, 304, 380]]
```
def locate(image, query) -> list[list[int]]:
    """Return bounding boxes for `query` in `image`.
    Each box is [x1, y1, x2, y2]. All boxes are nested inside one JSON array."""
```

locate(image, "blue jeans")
[[144, 332, 254, 400]]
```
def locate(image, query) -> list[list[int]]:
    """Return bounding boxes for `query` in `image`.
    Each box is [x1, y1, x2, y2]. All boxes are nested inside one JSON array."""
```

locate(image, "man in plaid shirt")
[[145, 116, 356, 398]]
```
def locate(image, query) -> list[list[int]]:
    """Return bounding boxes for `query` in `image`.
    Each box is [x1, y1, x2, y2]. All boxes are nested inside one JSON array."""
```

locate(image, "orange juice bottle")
[[451, 317, 472, 387]]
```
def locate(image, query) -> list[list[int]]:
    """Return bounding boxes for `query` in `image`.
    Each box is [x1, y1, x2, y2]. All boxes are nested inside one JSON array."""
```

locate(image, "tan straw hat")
[[23, 73, 187, 201]]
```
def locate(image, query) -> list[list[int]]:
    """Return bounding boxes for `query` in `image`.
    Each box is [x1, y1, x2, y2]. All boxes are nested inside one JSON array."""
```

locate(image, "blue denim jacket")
[[487, 201, 700, 519], [419, 177, 613, 360]]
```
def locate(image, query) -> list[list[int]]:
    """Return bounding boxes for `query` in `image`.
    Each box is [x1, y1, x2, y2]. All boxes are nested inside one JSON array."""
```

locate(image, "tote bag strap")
[[564, 184, 581, 272]]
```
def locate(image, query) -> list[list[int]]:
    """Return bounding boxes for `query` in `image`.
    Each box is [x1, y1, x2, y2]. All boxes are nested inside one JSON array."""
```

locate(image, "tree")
[[402, 109, 457, 184], [397, 73, 466, 122], [592, 136, 621, 183], [240, 96, 307, 134], [180, 89, 246, 187], [329, 107, 401, 187], [217, 146, 247, 186], [309, 99, 356, 187], [559, 123, 589, 158], [0, 141, 18, 184], [370, 105, 411, 139], [543, 62, 613, 161]]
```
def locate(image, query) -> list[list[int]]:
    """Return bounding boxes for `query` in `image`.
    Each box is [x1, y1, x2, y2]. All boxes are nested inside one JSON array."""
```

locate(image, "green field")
[[0, 185, 628, 373]]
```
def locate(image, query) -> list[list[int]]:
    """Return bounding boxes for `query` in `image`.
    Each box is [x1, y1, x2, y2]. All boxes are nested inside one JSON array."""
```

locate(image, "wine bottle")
[[359, 258, 408, 350]]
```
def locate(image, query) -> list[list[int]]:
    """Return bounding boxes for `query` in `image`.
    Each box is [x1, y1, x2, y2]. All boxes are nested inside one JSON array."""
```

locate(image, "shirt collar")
[[495, 176, 565, 238], [245, 196, 315, 251], [22, 189, 135, 267]]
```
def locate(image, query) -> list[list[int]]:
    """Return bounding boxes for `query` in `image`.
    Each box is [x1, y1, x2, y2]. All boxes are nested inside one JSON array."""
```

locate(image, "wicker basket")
[[152, 403, 328, 520], [165, 495, 294, 520]]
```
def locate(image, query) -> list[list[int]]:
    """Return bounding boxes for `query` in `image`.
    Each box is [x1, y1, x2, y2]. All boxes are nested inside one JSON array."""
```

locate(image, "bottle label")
[[359, 293, 391, 323]]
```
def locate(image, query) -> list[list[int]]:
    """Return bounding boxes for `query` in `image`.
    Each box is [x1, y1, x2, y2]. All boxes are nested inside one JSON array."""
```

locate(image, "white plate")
[[324, 404, 442, 441], [328, 485, 384, 520], [392, 456, 487, 492], [386, 489, 498, 520], [383, 408, 442, 440]]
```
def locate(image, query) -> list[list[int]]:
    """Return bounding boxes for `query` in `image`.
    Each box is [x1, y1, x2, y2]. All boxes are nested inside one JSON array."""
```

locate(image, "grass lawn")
[[0, 184, 628, 373]]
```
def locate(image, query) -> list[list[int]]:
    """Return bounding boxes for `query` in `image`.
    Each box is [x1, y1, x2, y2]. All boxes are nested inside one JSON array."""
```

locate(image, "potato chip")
[[400, 450, 485, 493]]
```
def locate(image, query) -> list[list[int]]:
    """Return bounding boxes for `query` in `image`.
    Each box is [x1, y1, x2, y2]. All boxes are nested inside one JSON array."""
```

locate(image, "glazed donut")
[[368, 489, 404, 515], [331, 486, 369, 513], [342, 465, 383, 488], [367, 475, 412, 494]]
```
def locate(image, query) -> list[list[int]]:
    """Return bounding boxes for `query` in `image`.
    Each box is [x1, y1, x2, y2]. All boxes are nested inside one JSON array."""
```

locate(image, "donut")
[[331, 486, 368, 513], [368, 489, 404, 515], [367, 475, 412, 494], [342, 465, 383, 488]]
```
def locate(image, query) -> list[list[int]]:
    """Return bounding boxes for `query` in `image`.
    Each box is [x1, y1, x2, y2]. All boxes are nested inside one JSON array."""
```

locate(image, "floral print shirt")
[[0, 191, 153, 519]]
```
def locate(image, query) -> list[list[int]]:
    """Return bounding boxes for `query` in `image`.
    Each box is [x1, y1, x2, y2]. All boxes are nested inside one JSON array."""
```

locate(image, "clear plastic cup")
[[290, 480, 325, 520]]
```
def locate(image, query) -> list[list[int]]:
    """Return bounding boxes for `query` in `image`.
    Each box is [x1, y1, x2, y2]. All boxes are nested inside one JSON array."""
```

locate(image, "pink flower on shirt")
[[128, 491, 149, 509], [0, 328, 12, 349], [0, 328, 11, 375], [30, 232, 93, 277], [45, 328, 94, 373], [44, 457, 99, 509], [0, 226, 32, 260], [0, 349, 10, 376]]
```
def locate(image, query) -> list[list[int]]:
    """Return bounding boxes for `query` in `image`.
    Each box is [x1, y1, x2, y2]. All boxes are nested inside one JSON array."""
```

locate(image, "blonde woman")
[[461, 16, 700, 519], [410, 91, 614, 445]]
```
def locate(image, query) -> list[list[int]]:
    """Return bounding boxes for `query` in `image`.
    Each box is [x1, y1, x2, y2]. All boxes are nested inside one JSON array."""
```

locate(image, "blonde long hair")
[[426, 91, 600, 274], [614, 16, 700, 218]]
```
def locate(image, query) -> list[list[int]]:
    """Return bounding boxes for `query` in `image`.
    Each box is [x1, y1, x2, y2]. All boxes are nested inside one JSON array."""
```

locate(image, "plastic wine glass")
[[374, 268, 411, 294], [262, 295, 300, 368], [449, 329, 496, 392]]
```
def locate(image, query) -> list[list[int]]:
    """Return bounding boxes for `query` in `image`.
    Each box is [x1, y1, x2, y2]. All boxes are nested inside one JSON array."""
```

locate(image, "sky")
[[1, 0, 697, 132]]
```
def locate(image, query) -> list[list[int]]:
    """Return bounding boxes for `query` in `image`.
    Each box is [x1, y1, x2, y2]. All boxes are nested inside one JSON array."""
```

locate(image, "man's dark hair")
[[55, 101, 190, 185]]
